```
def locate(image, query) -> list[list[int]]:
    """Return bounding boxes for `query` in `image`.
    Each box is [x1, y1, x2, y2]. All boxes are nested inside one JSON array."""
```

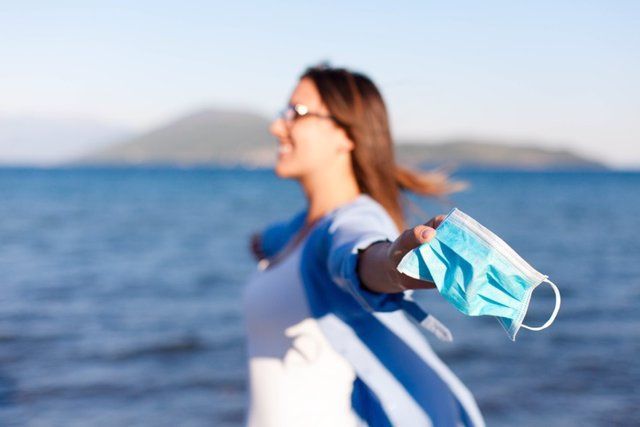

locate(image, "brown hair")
[[300, 62, 468, 231]]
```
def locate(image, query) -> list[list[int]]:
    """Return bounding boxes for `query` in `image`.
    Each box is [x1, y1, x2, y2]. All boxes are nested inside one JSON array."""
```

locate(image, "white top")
[[241, 236, 360, 427]]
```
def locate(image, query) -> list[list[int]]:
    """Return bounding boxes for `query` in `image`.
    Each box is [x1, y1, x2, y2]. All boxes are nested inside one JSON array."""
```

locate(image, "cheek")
[[289, 122, 314, 145], [290, 125, 335, 161]]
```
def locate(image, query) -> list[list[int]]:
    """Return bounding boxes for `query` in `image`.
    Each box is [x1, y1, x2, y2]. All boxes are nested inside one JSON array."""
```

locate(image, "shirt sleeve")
[[326, 207, 401, 313]]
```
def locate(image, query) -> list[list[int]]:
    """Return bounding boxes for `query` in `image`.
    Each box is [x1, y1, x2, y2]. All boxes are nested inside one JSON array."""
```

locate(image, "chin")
[[274, 162, 300, 180], [274, 163, 292, 179]]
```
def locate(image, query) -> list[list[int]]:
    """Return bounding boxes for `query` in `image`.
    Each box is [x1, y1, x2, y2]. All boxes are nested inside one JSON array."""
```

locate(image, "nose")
[[270, 117, 288, 138]]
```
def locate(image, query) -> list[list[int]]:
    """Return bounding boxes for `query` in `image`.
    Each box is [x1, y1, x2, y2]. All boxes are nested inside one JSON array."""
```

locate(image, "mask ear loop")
[[521, 279, 561, 331]]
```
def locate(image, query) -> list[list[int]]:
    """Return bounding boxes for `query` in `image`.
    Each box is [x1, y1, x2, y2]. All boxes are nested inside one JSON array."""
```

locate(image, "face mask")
[[396, 207, 561, 341]]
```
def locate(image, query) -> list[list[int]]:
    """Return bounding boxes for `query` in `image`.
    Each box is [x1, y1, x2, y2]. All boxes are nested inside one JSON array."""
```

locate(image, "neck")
[[300, 167, 361, 225]]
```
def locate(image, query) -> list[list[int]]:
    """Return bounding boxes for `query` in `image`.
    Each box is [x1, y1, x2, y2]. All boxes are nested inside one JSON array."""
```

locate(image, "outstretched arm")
[[249, 232, 265, 261], [358, 215, 445, 293]]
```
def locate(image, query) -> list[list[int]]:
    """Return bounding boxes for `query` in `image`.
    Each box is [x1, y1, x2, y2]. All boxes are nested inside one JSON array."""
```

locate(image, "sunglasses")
[[277, 103, 336, 125]]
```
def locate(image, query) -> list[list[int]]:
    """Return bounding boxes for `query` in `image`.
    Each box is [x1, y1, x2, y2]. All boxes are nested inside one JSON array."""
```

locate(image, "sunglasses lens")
[[277, 106, 294, 122]]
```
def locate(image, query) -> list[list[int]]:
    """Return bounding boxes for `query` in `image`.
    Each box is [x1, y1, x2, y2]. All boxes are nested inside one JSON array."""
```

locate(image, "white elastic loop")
[[420, 315, 454, 342], [521, 279, 561, 331]]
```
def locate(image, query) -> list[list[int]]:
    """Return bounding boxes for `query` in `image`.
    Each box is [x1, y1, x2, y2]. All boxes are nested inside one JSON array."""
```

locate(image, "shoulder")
[[327, 194, 400, 240]]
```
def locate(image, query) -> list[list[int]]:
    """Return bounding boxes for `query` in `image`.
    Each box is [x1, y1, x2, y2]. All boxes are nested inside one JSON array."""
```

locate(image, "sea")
[[0, 167, 638, 426]]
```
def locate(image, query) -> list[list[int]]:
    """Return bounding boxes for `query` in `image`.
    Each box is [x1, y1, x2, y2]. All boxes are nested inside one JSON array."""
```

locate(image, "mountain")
[[75, 109, 274, 166], [76, 108, 608, 170], [0, 116, 131, 165], [395, 138, 606, 171]]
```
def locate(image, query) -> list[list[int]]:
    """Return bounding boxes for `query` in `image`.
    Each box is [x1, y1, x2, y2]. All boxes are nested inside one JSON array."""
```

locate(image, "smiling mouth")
[[278, 143, 293, 156]]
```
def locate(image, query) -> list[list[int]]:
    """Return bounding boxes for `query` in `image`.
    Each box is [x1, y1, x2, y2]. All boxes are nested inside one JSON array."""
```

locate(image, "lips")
[[278, 143, 293, 156]]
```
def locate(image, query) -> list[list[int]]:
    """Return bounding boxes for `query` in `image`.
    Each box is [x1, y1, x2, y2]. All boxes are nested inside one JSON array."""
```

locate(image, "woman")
[[242, 63, 485, 427]]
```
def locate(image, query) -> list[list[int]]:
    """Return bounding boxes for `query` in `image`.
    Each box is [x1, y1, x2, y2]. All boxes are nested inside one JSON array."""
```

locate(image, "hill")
[[395, 138, 606, 171], [75, 109, 607, 170], [75, 109, 273, 166]]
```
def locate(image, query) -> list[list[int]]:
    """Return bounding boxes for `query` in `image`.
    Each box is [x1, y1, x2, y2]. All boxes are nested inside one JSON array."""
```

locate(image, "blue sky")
[[1, 1, 638, 167]]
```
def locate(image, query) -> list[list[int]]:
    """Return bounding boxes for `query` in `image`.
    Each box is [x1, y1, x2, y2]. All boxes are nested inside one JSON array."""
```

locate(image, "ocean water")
[[0, 167, 638, 426]]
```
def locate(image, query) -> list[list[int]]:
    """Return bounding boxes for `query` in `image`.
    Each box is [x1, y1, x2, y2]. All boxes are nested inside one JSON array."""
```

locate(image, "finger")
[[425, 214, 446, 229], [434, 215, 446, 228], [399, 274, 437, 290], [389, 225, 436, 262], [418, 226, 436, 244]]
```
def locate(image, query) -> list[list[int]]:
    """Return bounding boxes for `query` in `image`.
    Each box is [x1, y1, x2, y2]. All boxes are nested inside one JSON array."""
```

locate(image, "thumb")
[[389, 225, 436, 263], [415, 225, 436, 245]]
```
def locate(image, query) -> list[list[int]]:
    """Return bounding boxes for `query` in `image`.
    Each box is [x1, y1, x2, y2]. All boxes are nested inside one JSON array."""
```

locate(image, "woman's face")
[[269, 77, 354, 180]]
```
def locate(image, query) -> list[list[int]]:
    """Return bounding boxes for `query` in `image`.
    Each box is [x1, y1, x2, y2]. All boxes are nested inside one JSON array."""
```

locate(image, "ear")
[[336, 127, 355, 152], [342, 138, 355, 152]]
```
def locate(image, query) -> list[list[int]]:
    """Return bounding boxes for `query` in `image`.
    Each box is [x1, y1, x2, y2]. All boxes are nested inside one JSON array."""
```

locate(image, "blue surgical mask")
[[396, 207, 561, 341]]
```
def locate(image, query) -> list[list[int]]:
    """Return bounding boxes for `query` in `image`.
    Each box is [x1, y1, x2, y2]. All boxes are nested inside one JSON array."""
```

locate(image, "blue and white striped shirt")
[[259, 193, 485, 427]]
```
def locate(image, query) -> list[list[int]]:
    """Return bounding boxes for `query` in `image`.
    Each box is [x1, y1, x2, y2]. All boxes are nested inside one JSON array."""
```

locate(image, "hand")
[[386, 214, 446, 290], [250, 232, 265, 261]]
